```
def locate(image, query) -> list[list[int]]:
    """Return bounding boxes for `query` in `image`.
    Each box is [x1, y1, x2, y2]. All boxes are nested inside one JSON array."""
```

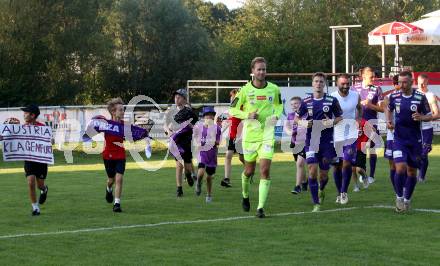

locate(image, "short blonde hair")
[[250, 57, 267, 70], [107, 97, 124, 113]]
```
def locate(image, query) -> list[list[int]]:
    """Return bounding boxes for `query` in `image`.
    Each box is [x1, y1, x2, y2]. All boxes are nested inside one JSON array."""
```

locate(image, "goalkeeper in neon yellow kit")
[[229, 57, 283, 218]]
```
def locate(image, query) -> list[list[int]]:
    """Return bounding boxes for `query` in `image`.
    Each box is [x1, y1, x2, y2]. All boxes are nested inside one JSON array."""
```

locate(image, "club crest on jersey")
[[410, 104, 417, 111], [367, 93, 374, 100], [323, 106, 330, 112], [268, 96, 273, 102]]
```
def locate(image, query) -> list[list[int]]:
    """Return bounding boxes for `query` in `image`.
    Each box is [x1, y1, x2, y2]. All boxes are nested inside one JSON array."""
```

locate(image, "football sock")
[[241, 172, 251, 198], [389, 169, 396, 193], [404, 176, 417, 201], [369, 154, 377, 178], [333, 168, 342, 194], [394, 172, 405, 198], [309, 177, 319, 204], [341, 166, 352, 193], [257, 179, 271, 209]]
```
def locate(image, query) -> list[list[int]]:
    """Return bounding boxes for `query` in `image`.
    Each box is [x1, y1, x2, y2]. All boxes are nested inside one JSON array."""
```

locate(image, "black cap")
[[21, 104, 40, 117], [173, 88, 188, 99]]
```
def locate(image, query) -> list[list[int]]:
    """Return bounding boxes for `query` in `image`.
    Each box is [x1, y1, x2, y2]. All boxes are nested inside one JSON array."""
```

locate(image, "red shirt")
[[103, 129, 126, 160], [229, 116, 242, 139], [25, 121, 45, 126]]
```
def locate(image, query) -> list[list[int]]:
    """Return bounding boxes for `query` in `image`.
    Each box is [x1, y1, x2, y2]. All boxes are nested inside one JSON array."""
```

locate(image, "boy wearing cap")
[[165, 88, 199, 197], [193, 106, 221, 203], [21, 105, 49, 216]]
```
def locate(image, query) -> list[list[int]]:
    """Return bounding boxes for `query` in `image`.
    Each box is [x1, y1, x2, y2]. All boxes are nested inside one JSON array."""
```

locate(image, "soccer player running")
[[19, 105, 49, 216], [386, 71, 432, 212], [416, 74, 439, 182], [102, 98, 127, 212], [296, 73, 343, 212], [229, 57, 283, 218], [193, 106, 222, 203], [284, 96, 308, 194], [222, 89, 245, 188], [353, 67, 384, 187], [164, 88, 199, 197], [331, 74, 362, 204]]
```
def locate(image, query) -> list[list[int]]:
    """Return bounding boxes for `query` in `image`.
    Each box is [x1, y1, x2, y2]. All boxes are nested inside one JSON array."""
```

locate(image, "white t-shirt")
[[420, 91, 436, 130], [331, 90, 359, 141]]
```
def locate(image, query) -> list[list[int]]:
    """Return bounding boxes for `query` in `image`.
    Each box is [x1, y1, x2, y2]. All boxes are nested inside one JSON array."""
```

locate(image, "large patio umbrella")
[[368, 21, 424, 76]]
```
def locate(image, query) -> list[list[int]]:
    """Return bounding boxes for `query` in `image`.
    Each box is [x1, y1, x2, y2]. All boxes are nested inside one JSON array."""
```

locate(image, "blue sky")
[[205, 0, 244, 10]]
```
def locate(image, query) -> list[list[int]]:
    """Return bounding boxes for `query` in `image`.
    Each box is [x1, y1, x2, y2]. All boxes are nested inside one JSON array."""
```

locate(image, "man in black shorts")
[[22, 105, 49, 216]]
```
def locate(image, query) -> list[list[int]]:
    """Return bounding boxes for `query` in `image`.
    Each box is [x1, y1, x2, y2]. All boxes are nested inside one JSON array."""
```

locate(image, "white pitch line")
[[0, 205, 438, 240]]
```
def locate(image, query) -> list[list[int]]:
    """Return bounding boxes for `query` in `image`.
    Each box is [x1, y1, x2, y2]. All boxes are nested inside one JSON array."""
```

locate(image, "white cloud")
[[205, 0, 244, 10]]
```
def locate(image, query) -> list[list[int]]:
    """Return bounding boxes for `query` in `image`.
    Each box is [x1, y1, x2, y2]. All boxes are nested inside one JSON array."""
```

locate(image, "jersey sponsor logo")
[[410, 104, 418, 111], [323, 106, 330, 112], [323, 102, 332, 106], [306, 151, 315, 159], [256, 96, 267, 100], [393, 150, 403, 158], [385, 149, 393, 156], [414, 95, 422, 100], [396, 103, 401, 113], [411, 101, 421, 104], [307, 107, 313, 116]]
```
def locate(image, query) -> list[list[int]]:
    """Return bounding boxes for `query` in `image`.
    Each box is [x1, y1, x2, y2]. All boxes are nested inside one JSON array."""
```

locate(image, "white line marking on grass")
[[371, 205, 440, 213], [0, 205, 438, 240]]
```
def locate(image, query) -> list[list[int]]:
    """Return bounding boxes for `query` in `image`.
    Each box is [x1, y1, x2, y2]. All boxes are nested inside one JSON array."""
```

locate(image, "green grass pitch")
[[0, 143, 439, 265]]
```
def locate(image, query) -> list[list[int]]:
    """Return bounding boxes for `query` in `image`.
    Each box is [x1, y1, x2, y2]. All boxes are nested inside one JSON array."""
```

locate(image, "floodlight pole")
[[330, 25, 362, 86]]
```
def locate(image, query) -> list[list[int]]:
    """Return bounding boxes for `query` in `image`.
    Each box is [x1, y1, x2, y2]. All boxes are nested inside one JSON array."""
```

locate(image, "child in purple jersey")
[[284, 96, 308, 194], [386, 71, 432, 213], [296, 73, 343, 212], [352, 67, 384, 185], [193, 106, 222, 203]]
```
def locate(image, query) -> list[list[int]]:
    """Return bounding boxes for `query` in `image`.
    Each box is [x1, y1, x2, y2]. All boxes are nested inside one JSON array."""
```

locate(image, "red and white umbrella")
[[368, 21, 424, 73], [368, 21, 424, 36]]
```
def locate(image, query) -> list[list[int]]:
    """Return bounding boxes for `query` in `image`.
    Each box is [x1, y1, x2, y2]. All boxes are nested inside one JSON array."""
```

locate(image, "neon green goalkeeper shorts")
[[242, 140, 275, 162]]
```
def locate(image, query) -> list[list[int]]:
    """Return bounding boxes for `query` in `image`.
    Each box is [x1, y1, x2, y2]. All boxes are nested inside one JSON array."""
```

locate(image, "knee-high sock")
[[319, 177, 329, 191], [419, 156, 429, 181], [333, 168, 342, 194], [394, 172, 405, 198], [389, 169, 396, 193], [257, 179, 271, 209], [241, 172, 251, 198], [404, 176, 417, 200], [341, 166, 352, 193], [309, 177, 319, 204], [369, 154, 377, 178]]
